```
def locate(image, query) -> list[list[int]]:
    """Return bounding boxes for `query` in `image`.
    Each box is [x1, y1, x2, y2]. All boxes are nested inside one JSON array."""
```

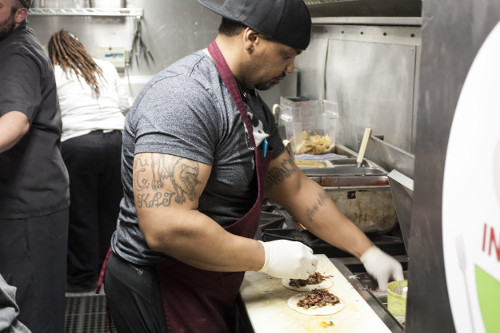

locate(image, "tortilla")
[[281, 274, 333, 292], [287, 293, 344, 316]]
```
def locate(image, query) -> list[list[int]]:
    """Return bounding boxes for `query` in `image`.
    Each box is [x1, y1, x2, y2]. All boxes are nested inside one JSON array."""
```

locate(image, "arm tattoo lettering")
[[265, 156, 299, 188], [305, 191, 330, 222], [134, 156, 150, 191], [134, 154, 202, 208], [136, 192, 176, 209]]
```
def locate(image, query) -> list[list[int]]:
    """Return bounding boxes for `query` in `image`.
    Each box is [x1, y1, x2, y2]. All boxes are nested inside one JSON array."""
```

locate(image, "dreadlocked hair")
[[48, 29, 104, 97]]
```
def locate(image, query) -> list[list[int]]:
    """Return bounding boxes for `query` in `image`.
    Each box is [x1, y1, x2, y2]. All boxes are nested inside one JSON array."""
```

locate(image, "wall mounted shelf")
[[304, 0, 357, 4], [28, 8, 143, 17]]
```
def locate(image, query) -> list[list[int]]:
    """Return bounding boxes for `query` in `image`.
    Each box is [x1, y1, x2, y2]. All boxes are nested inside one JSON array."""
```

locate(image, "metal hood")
[[305, 0, 422, 18]]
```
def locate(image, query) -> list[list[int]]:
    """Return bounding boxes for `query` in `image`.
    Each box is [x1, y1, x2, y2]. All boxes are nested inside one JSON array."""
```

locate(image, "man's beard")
[[254, 82, 273, 91], [0, 14, 16, 40], [254, 74, 286, 91]]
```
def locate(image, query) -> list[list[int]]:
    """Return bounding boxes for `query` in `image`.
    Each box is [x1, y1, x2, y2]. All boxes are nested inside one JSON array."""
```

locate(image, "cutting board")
[[240, 254, 391, 333]]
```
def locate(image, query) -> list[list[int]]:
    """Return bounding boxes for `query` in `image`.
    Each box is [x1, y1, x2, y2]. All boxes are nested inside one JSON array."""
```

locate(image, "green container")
[[387, 280, 408, 316]]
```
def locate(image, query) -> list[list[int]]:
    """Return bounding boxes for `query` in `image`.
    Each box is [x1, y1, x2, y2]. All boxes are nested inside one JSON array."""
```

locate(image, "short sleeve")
[[0, 53, 42, 121], [132, 74, 220, 165]]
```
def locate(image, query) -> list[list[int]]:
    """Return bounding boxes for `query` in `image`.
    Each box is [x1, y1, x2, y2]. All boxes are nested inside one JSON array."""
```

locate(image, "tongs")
[[131, 17, 155, 66]]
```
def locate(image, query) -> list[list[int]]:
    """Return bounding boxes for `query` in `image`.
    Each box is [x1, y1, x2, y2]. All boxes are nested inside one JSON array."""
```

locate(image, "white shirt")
[[54, 58, 130, 141]]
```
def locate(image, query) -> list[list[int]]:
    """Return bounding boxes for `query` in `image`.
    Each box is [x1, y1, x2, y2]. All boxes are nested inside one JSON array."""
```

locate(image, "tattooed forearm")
[[265, 156, 299, 188], [134, 153, 202, 207], [305, 191, 330, 222]]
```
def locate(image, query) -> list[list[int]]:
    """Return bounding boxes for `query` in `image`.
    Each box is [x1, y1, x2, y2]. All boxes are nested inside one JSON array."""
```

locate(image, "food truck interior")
[[20, 0, 499, 332]]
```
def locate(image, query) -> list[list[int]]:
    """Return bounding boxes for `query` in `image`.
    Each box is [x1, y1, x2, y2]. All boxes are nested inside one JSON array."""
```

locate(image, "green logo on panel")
[[475, 265, 500, 332]]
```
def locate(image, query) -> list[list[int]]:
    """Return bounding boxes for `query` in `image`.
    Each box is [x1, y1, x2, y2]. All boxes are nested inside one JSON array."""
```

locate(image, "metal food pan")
[[325, 187, 398, 233]]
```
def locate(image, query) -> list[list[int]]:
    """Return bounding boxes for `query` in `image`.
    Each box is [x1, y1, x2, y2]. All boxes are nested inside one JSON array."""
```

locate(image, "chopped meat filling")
[[289, 272, 332, 288], [296, 289, 340, 310]]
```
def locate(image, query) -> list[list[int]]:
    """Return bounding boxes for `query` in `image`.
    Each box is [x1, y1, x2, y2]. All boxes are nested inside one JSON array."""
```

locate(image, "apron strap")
[[95, 247, 113, 333], [208, 41, 257, 150], [95, 246, 112, 294]]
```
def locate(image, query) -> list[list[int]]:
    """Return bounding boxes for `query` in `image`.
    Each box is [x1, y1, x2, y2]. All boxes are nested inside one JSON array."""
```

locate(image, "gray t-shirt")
[[112, 50, 285, 265]]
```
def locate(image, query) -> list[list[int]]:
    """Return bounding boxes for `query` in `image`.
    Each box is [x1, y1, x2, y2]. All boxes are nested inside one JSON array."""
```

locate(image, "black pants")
[[62, 130, 123, 288], [105, 252, 168, 333], [0, 208, 69, 333], [105, 253, 253, 333]]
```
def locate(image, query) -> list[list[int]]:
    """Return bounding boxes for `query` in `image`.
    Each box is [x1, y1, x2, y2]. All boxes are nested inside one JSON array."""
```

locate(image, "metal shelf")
[[312, 16, 422, 26], [28, 7, 143, 17], [305, 0, 357, 5]]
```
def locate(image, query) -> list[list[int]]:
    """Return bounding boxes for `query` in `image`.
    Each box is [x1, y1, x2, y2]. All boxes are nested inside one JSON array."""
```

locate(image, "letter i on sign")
[[482, 223, 500, 261]]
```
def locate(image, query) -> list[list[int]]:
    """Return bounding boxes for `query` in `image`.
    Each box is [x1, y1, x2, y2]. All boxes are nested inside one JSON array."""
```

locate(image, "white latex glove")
[[257, 240, 318, 279], [360, 246, 404, 291]]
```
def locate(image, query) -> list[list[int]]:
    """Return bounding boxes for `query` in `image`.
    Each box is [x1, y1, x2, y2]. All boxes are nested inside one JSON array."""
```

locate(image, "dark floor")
[[65, 292, 116, 333]]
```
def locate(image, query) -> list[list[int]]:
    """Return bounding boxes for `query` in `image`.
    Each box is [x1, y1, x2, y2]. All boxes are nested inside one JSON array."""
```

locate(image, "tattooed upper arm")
[[133, 153, 207, 210]]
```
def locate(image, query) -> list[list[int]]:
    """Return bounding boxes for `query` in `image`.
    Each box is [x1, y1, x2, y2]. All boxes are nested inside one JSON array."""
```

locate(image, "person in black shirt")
[[0, 1, 70, 332]]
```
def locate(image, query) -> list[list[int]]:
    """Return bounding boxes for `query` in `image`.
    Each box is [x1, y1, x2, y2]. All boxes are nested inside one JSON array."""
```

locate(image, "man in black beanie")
[[102, 1, 404, 332], [0, 0, 70, 332]]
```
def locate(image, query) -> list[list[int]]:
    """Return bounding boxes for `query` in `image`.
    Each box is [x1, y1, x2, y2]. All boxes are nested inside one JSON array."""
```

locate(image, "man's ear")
[[242, 28, 262, 53], [14, 7, 28, 25]]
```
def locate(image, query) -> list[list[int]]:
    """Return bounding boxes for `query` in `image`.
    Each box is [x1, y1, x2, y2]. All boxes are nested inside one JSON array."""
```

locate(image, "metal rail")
[[331, 258, 405, 332], [28, 8, 143, 17], [305, 0, 358, 4]]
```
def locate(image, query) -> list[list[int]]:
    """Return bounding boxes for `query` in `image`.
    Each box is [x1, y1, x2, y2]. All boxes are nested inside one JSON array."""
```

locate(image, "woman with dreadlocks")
[[48, 29, 129, 293]]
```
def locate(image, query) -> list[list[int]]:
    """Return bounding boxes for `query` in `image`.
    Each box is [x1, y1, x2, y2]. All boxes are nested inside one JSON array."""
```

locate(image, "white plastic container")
[[279, 98, 338, 155]]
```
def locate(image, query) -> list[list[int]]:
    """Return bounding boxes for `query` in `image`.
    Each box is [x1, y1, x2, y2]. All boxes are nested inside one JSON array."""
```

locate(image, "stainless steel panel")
[[387, 170, 413, 252], [297, 24, 421, 154], [408, 0, 500, 332], [294, 29, 329, 100], [325, 26, 418, 153], [365, 136, 415, 179]]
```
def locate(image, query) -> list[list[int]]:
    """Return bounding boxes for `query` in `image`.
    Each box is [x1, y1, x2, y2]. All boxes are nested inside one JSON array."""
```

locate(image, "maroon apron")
[[96, 40, 273, 333], [155, 41, 273, 333]]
